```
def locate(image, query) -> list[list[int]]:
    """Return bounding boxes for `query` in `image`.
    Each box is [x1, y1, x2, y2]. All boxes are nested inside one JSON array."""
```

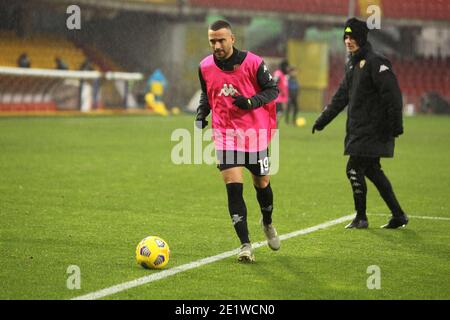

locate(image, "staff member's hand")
[[312, 123, 324, 134]]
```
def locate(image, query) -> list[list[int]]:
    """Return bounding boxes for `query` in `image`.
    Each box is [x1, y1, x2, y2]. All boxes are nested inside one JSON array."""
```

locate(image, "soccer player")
[[273, 60, 289, 124], [195, 20, 280, 262], [286, 66, 300, 125], [312, 18, 409, 229]]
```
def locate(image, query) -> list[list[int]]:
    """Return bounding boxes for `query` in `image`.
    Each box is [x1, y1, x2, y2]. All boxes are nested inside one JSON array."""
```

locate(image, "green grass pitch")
[[0, 113, 449, 300]]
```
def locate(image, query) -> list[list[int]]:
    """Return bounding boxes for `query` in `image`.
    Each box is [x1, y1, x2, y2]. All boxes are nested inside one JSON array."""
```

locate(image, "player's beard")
[[214, 49, 227, 60]]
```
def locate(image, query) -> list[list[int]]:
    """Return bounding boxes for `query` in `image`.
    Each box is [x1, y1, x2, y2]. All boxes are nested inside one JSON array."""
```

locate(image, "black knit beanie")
[[343, 17, 369, 47]]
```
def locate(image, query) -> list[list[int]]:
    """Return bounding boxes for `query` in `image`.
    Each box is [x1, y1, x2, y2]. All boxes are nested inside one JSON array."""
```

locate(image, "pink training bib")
[[273, 69, 288, 104], [200, 51, 277, 152]]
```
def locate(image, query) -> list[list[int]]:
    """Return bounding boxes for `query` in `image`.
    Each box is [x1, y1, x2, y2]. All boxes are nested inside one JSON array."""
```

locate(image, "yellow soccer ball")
[[296, 117, 306, 127], [171, 107, 181, 115], [136, 236, 170, 269]]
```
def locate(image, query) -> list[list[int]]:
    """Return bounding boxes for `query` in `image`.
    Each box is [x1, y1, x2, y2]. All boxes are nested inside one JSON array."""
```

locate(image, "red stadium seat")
[[189, 0, 348, 15], [189, 0, 449, 20]]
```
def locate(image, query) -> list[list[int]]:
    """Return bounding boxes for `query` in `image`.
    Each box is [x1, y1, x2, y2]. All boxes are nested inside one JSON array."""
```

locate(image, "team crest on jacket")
[[359, 60, 366, 68]]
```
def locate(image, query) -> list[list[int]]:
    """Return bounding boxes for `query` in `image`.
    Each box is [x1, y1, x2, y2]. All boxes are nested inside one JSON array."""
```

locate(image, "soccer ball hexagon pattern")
[[135, 236, 170, 269]]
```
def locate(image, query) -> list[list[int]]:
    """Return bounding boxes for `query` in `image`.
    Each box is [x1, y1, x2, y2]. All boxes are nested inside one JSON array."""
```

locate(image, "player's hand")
[[195, 119, 208, 129], [232, 95, 253, 110]]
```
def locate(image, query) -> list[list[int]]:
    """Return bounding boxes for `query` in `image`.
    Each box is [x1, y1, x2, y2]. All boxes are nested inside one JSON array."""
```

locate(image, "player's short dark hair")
[[209, 20, 232, 31]]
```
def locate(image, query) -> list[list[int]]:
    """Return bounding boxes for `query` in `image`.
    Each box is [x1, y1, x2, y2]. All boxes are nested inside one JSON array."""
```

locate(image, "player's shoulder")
[[366, 50, 392, 68], [244, 51, 263, 64], [245, 50, 259, 58], [199, 54, 214, 67]]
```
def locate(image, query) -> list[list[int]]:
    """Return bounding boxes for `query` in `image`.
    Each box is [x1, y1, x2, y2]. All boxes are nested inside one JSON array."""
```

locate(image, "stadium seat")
[[327, 54, 450, 108], [381, 0, 450, 21], [189, 0, 448, 20], [189, 0, 348, 14], [0, 32, 97, 70]]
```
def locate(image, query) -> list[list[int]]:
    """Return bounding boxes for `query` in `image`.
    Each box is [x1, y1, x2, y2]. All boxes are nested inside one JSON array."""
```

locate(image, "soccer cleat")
[[345, 217, 369, 229], [237, 243, 255, 263], [261, 219, 281, 251], [381, 214, 409, 229]]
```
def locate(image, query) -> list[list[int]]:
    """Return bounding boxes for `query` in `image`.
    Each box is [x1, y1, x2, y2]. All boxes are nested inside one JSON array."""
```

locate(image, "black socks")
[[226, 183, 250, 244], [226, 182, 275, 244], [255, 183, 274, 225]]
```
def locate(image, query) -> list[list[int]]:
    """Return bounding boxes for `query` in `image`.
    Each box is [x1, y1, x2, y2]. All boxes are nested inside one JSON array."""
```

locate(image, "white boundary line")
[[368, 213, 450, 221], [71, 213, 450, 300], [71, 214, 355, 300]]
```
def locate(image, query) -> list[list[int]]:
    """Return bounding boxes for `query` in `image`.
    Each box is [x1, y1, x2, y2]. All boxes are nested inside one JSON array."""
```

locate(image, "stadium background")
[[1, 0, 450, 302], [0, 0, 449, 114]]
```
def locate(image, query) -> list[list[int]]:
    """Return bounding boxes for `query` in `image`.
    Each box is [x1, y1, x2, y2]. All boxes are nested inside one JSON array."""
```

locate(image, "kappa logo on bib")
[[218, 84, 240, 97]]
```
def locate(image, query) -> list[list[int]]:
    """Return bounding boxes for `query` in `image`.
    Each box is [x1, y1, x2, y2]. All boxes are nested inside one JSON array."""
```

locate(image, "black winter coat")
[[315, 42, 403, 158]]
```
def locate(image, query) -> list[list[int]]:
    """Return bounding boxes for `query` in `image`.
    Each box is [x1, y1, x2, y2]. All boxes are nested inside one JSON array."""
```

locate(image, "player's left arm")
[[252, 61, 279, 107], [232, 61, 279, 110], [371, 57, 404, 137]]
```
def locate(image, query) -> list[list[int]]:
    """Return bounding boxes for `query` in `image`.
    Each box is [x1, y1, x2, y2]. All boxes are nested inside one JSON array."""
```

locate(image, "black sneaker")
[[381, 214, 409, 229], [345, 217, 369, 229]]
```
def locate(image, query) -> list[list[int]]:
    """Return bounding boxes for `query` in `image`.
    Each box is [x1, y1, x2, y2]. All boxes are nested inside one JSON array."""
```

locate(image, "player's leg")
[[222, 166, 248, 244], [221, 166, 254, 261], [365, 158, 409, 228], [345, 156, 369, 229], [285, 101, 291, 124], [292, 94, 299, 125], [248, 149, 272, 225], [252, 174, 280, 250], [276, 103, 283, 125], [252, 174, 273, 225], [249, 149, 280, 250]]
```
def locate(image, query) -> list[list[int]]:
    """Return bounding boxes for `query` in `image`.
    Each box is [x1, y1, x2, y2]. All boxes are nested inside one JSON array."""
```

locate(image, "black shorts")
[[216, 149, 270, 176]]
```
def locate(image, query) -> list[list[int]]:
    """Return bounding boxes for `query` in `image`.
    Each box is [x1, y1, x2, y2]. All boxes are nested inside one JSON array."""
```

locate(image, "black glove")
[[393, 127, 403, 138], [195, 118, 208, 129], [232, 95, 254, 110], [312, 123, 324, 134]]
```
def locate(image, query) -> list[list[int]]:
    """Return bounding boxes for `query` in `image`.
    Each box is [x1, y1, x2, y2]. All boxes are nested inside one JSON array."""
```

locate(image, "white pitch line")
[[71, 214, 355, 300], [368, 213, 450, 221]]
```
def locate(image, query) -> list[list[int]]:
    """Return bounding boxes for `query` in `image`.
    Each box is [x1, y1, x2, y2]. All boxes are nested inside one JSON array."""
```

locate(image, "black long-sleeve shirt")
[[196, 47, 279, 120]]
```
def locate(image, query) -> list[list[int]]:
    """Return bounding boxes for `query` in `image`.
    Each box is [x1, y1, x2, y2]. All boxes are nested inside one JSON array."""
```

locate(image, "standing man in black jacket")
[[312, 18, 409, 229]]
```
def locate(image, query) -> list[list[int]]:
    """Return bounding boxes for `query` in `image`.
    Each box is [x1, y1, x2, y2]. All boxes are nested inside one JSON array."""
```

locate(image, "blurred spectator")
[[145, 69, 169, 116], [421, 92, 450, 114], [286, 66, 300, 125], [273, 59, 289, 124], [146, 68, 167, 94], [55, 57, 68, 70], [17, 53, 30, 68], [79, 58, 94, 71]]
